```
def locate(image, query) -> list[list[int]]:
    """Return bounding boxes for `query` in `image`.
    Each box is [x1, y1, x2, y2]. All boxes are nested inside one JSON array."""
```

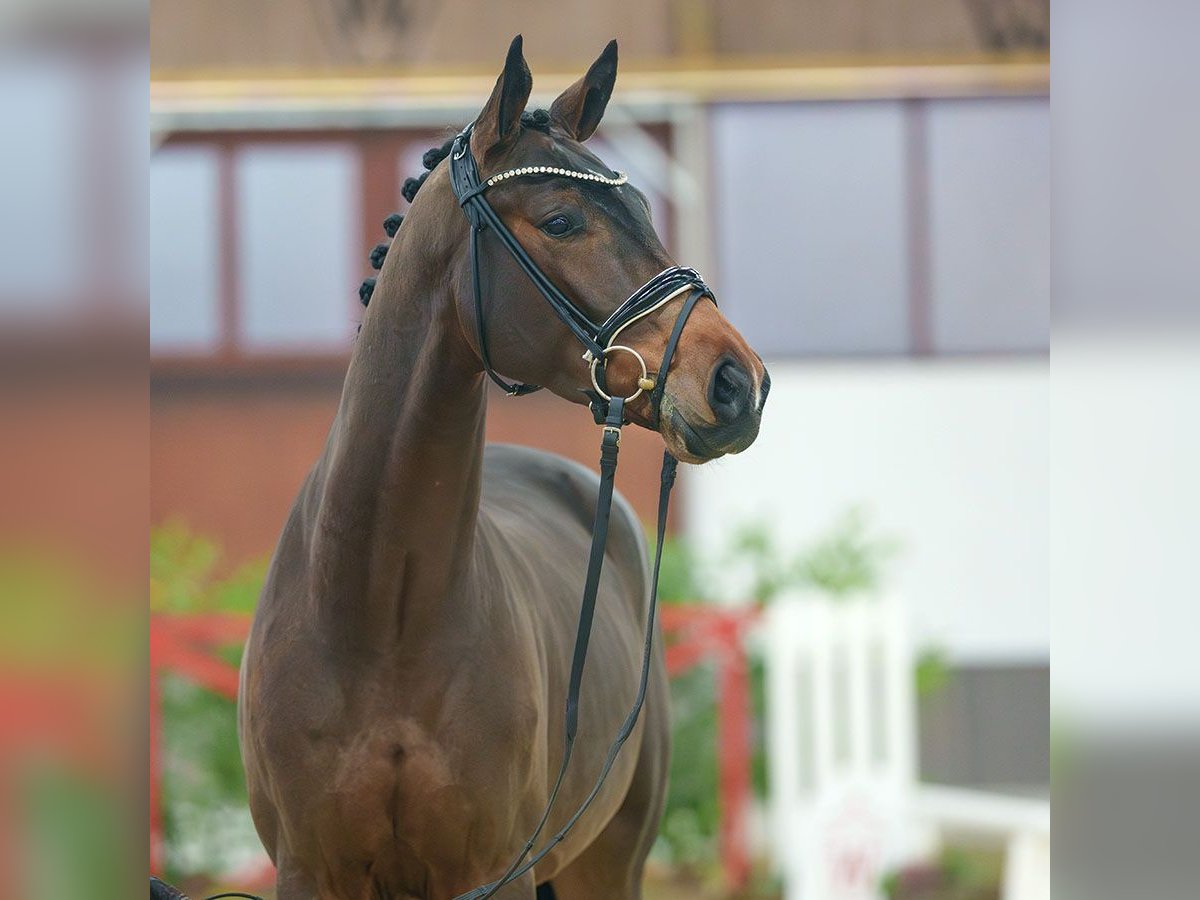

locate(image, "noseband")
[[448, 126, 714, 898]]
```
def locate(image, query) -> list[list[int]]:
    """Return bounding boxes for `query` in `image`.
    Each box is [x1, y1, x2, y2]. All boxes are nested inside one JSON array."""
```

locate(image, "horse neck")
[[309, 195, 486, 644]]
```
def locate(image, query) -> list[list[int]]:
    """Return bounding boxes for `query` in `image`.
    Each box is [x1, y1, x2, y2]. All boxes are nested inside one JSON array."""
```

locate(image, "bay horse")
[[237, 36, 768, 900]]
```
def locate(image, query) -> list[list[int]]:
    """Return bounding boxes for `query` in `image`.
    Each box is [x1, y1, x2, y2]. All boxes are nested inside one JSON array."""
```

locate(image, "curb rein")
[[449, 125, 713, 899]]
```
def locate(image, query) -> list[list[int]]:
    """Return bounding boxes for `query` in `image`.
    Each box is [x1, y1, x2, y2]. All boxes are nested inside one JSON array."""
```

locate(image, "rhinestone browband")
[[485, 165, 628, 188]]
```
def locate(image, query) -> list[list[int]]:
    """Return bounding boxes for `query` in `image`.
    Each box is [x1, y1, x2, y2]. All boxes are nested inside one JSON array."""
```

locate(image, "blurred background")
[[0, 0, 1061, 898], [143, 2, 1049, 899], [7, 2, 1200, 899]]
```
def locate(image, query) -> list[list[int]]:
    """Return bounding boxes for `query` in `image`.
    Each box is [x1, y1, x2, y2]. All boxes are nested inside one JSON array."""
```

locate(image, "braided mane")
[[357, 110, 554, 308]]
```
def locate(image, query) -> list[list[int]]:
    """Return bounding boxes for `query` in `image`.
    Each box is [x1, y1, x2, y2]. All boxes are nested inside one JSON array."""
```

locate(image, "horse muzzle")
[[665, 364, 769, 462]]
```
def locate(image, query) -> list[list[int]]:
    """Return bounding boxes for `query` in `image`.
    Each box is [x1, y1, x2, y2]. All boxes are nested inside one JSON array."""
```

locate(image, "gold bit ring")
[[589, 345, 651, 402]]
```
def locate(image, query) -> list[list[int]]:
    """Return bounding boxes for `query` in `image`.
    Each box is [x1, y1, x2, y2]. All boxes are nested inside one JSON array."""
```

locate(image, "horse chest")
[[302, 687, 543, 884]]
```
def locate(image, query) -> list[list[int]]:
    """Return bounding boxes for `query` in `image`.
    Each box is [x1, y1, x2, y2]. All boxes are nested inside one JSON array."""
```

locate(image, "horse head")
[[403, 36, 769, 464]]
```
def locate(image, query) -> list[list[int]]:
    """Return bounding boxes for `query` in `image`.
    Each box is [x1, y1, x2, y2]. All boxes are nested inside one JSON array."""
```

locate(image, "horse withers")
[[237, 36, 768, 900]]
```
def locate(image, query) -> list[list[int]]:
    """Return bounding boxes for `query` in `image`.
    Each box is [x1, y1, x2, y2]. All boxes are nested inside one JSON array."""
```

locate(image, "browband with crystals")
[[484, 164, 628, 189]]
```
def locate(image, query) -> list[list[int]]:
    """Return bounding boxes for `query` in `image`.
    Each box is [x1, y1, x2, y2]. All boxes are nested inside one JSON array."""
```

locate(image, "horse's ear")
[[472, 35, 532, 158], [550, 39, 618, 142]]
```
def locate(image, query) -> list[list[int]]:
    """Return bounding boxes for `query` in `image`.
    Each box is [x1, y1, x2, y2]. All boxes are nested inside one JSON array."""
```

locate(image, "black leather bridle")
[[449, 124, 713, 426], [449, 124, 714, 899]]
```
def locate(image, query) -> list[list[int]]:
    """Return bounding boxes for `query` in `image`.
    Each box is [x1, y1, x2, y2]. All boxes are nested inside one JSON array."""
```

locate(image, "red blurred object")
[[661, 605, 760, 889], [148, 615, 247, 879], [149, 605, 758, 888]]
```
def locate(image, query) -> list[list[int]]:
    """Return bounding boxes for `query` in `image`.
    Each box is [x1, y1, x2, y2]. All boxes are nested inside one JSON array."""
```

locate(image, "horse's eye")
[[540, 215, 574, 237]]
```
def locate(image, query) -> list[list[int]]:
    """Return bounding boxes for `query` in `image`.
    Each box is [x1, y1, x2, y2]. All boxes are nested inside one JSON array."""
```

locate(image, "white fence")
[[764, 596, 1049, 900], [765, 596, 917, 899]]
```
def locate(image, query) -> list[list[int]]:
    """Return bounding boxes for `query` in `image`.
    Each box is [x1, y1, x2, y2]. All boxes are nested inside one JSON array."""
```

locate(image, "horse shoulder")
[[480, 443, 649, 608]]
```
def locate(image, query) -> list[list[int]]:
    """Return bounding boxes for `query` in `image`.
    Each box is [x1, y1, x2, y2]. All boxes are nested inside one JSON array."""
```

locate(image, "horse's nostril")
[[708, 358, 752, 424], [713, 363, 739, 405]]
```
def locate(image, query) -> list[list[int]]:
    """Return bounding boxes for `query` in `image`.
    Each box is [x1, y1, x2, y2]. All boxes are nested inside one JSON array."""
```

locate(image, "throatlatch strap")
[[469, 223, 541, 396]]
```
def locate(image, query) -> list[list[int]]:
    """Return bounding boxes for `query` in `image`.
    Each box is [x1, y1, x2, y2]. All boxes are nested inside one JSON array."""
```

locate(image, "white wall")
[[682, 358, 1048, 664], [1053, 339, 1200, 723]]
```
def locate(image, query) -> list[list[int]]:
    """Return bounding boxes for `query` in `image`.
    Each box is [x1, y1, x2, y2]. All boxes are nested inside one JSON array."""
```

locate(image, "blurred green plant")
[[881, 844, 1003, 900], [152, 521, 266, 880], [726, 508, 902, 605], [659, 508, 902, 611], [24, 767, 127, 900], [915, 647, 953, 698], [791, 509, 903, 599], [151, 521, 266, 616]]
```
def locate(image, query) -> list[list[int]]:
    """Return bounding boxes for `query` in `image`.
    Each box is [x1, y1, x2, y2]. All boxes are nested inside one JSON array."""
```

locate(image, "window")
[[711, 97, 1050, 357], [150, 135, 370, 364], [712, 101, 910, 356], [235, 144, 360, 351], [0, 52, 88, 309], [927, 98, 1051, 353], [150, 146, 222, 350]]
